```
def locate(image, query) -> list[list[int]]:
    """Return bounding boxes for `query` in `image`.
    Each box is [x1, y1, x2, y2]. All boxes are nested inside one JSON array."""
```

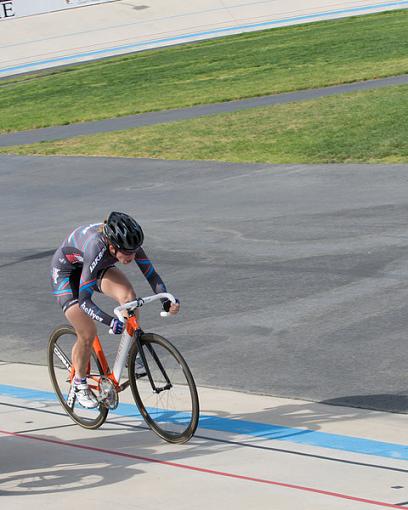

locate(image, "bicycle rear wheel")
[[128, 333, 199, 444], [48, 324, 108, 429]]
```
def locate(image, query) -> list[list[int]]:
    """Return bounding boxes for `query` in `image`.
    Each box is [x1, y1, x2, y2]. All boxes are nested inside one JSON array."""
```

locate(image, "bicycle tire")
[[48, 324, 108, 429], [128, 332, 199, 444]]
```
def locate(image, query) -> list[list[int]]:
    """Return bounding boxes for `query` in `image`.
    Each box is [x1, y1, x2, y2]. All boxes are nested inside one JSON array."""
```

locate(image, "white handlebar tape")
[[113, 292, 176, 321]]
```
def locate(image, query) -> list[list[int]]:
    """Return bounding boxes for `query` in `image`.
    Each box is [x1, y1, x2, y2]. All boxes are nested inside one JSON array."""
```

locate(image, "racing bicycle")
[[48, 293, 199, 443]]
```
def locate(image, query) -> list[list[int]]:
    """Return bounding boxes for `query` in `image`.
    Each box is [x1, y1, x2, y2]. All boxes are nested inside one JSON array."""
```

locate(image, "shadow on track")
[[321, 394, 408, 414], [0, 250, 54, 270]]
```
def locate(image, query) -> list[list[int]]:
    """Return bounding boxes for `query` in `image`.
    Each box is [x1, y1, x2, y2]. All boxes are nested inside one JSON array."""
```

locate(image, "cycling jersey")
[[50, 223, 167, 325]]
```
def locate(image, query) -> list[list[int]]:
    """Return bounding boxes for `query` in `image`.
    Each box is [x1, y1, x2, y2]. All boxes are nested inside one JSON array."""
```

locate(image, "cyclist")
[[50, 211, 180, 409]]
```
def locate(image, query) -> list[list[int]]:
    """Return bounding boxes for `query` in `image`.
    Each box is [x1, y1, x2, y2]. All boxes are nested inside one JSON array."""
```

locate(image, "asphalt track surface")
[[1, 74, 408, 146], [2, 155, 408, 412]]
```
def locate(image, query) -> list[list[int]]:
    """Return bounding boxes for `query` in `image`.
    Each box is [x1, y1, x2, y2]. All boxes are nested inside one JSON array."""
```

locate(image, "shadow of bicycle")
[[0, 426, 149, 496], [0, 408, 233, 496]]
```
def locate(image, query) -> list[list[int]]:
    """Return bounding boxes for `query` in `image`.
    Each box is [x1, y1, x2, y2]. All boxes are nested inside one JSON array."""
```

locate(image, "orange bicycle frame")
[[71, 315, 140, 391]]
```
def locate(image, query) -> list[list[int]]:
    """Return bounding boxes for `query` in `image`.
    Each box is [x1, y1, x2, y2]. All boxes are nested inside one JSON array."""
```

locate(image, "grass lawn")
[[0, 9, 408, 134], [2, 84, 406, 164]]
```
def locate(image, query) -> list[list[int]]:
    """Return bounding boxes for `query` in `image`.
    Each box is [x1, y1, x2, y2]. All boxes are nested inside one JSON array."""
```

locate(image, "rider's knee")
[[118, 289, 136, 305], [76, 324, 97, 345]]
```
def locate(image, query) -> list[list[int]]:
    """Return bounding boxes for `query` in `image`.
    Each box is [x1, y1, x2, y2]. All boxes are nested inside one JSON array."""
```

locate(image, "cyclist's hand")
[[163, 298, 180, 315], [110, 318, 124, 334]]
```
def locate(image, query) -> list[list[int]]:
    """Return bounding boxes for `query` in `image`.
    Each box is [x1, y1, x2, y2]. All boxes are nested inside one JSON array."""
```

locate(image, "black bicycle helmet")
[[103, 211, 144, 252]]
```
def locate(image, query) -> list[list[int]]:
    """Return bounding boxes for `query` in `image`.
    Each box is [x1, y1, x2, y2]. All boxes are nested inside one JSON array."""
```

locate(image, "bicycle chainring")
[[98, 377, 119, 410]]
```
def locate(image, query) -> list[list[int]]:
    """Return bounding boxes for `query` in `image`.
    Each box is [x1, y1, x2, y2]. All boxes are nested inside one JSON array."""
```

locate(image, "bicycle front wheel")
[[128, 333, 199, 444], [48, 324, 108, 429]]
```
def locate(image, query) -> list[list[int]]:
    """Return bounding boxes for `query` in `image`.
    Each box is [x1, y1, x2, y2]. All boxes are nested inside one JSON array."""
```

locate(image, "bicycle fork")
[[134, 329, 172, 394]]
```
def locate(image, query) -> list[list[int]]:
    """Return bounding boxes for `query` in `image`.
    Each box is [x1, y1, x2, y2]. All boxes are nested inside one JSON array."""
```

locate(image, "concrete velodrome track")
[[1, 362, 408, 510], [1, 0, 408, 77], [1, 155, 408, 413]]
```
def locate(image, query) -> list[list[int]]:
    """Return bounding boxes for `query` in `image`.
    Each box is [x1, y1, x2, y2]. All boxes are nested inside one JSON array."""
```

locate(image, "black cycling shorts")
[[51, 266, 114, 313]]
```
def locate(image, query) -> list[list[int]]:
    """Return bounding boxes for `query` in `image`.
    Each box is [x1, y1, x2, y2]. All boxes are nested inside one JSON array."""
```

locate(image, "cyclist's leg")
[[51, 265, 96, 379], [65, 304, 97, 378], [99, 267, 139, 318], [99, 267, 145, 374]]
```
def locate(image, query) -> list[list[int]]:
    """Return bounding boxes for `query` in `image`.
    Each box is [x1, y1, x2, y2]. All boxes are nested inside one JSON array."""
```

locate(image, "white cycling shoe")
[[73, 382, 99, 409]]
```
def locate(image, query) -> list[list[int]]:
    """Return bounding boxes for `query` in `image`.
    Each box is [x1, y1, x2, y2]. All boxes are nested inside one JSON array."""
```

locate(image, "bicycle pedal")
[[99, 397, 119, 410]]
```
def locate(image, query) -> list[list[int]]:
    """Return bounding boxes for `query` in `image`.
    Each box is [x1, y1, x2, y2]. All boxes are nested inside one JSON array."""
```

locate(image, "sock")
[[74, 376, 87, 385]]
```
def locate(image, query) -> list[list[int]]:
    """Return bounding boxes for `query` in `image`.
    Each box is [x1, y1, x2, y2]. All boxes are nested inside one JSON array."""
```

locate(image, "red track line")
[[0, 428, 404, 509]]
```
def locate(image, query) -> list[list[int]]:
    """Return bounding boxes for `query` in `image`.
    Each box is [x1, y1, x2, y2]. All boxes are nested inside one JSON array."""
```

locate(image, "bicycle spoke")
[[48, 325, 108, 429], [129, 333, 199, 443]]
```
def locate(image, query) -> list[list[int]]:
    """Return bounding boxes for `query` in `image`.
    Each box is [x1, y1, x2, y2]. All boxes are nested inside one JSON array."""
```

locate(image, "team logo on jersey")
[[80, 302, 104, 322], [90, 246, 106, 273]]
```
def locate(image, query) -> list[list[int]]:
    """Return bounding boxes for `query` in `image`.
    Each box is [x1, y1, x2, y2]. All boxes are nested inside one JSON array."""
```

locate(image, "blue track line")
[[1, 1, 407, 75], [1, 383, 407, 461]]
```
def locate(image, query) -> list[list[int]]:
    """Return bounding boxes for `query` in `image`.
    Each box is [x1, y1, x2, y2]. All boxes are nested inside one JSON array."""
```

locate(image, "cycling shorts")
[[51, 266, 114, 313]]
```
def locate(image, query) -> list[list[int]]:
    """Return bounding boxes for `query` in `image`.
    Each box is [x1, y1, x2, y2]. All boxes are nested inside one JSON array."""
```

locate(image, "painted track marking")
[[0, 427, 405, 509]]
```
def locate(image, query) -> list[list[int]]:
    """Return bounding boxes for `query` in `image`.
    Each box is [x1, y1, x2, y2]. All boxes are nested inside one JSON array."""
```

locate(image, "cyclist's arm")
[[78, 245, 113, 326], [134, 247, 167, 295]]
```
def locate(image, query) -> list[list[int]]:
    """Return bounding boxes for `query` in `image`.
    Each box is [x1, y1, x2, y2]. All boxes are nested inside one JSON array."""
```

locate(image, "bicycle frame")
[[91, 315, 140, 391], [73, 292, 176, 396], [49, 290, 199, 441]]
